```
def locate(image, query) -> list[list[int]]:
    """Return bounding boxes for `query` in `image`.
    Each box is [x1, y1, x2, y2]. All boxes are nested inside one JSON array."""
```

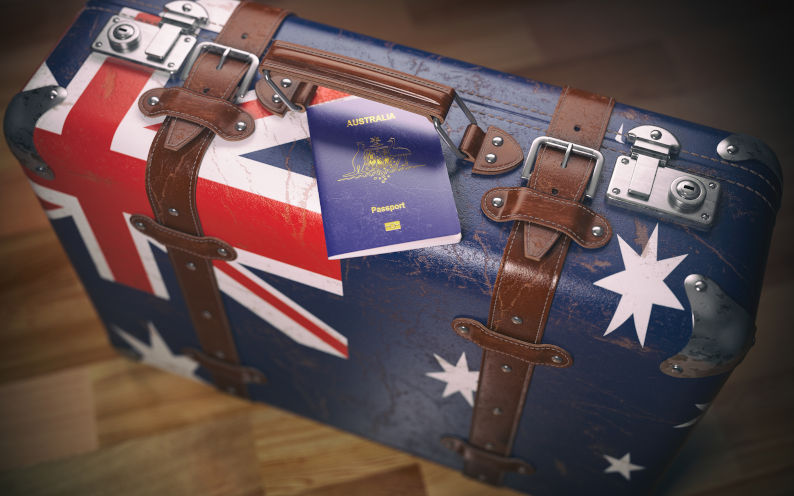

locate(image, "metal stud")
[[235, 121, 247, 132], [35, 165, 47, 173], [491, 196, 504, 208], [591, 225, 604, 237], [485, 153, 497, 164], [272, 94, 282, 104], [551, 355, 563, 364], [280, 78, 292, 88], [501, 364, 512, 373], [492, 407, 503, 416], [726, 144, 739, 155], [491, 136, 504, 147], [511, 316, 523, 325], [671, 363, 684, 374], [650, 129, 662, 140], [621, 157, 629, 164], [457, 324, 470, 335], [201, 310, 212, 319], [182, 3, 192, 11], [48, 89, 59, 100], [217, 247, 229, 257], [612, 188, 621, 194], [708, 182, 717, 189], [694, 279, 707, 292], [701, 213, 710, 220], [167, 207, 179, 216], [148, 96, 160, 106], [167, 62, 175, 69], [134, 221, 146, 231], [185, 262, 197, 271]]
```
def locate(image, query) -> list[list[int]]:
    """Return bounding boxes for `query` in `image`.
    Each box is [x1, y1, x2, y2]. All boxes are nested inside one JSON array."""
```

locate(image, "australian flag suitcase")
[[3, 1, 783, 495]]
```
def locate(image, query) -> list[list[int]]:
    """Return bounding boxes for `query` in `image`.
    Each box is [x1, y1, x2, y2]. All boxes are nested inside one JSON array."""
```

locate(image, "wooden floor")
[[0, 0, 792, 495]]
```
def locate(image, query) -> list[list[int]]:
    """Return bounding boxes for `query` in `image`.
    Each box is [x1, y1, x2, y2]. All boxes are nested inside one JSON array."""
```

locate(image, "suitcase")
[[3, 1, 783, 494]]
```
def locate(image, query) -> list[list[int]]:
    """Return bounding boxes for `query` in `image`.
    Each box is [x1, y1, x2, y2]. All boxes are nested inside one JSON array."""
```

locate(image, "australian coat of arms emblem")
[[339, 137, 424, 183]]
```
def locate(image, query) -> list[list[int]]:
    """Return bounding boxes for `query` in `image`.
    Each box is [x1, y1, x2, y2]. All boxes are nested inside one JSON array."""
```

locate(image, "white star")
[[594, 224, 687, 347], [603, 452, 644, 480], [114, 322, 203, 382], [426, 352, 479, 406], [674, 402, 711, 429]]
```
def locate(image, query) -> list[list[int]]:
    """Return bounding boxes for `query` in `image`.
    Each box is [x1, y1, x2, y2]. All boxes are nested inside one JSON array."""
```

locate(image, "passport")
[[307, 97, 461, 260]]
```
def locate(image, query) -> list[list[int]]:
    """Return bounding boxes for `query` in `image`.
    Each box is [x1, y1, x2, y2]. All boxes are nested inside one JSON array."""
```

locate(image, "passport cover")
[[307, 97, 461, 259]]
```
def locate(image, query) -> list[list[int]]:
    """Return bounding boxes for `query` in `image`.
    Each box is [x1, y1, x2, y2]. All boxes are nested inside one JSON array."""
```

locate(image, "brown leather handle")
[[260, 41, 455, 121]]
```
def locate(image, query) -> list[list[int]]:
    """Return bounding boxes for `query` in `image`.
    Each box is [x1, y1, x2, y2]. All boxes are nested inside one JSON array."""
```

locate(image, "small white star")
[[674, 402, 711, 429], [603, 452, 644, 480], [594, 224, 687, 347], [426, 352, 479, 406], [114, 322, 203, 382]]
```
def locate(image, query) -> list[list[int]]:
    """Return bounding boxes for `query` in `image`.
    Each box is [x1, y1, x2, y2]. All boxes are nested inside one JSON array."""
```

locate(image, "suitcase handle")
[[257, 40, 523, 171]]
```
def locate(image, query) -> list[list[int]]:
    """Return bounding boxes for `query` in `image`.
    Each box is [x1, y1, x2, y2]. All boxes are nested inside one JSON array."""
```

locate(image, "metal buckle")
[[521, 136, 604, 200], [182, 42, 259, 103]]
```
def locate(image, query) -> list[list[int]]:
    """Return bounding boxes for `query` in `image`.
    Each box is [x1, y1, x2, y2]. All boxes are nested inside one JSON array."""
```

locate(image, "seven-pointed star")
[[426, 352, 479, 406], [603, 452, 644, 480], [115, 322, 203, 382], [594, 224, 687, 347]]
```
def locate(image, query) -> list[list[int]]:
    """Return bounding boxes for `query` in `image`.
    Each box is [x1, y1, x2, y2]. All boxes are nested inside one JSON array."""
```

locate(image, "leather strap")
[[257, 41, 523, 173], [448, 87, 614, 485], [136, 2, 290, 397]]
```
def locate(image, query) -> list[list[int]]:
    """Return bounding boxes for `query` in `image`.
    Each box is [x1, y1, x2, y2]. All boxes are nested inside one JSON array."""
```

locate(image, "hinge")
[[606, 125, 720, 230], [91, 1, 208, 74]]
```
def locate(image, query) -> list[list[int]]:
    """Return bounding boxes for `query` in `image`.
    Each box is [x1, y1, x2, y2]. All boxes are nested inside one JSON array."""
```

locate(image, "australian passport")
[[307, 97, 461, 260]]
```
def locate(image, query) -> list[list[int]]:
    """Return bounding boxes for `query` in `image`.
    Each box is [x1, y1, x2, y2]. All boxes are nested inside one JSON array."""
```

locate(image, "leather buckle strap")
[[257, 40, 523, 174], [448, 87, 614, 486], [181, 41, 260, 103], [522, 136, 605, 200]]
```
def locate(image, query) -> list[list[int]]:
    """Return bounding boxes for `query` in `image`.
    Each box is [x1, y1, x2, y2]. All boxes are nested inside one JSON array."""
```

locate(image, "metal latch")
[[606, 125, 720, 229], [91, 1, 208, 74]]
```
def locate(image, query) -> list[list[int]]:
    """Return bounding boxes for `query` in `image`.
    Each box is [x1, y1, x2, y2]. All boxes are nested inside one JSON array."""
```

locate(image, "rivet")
[[35, 165, 47, 172], [491, 196, 504, 208], [726, 144, 739, 155], [167, 62, 175, 69], [215, 350, 225, 359], [185, 262, 197, 271], [612, 188, 621, 195], [511, 316, 523, 325], [148, 95, 160, 106], [184, 37, 192, 43], [708, 182, 717, 189], [485, 442, 495, 450], [48, 89, 58, 100], [201, 310, 212, 319], [457, 324, 470, 335], [551, 355, 563, 364], [182, 3, 192, 11], [671, 363, 684, 374], [217, 247, 229, 257], [168, 207, 179, 216], [501, 364, 512, 373], [650, 129, 662, 140], [621, 157, 629, 164], [492, 407, 503, 416], [701, 213, 710, 221], [485, 153, 497, 164], [280, 78, 292, 88], [112, 17, 120, 23], [491, 136, 504, 147], [235, 121, 247, 132], [134, 221, 146, 230], [95, 42, 103, 48], [272, 94, 282, 104], [591, 225, 604, 237], [694, 279, 707, 292]]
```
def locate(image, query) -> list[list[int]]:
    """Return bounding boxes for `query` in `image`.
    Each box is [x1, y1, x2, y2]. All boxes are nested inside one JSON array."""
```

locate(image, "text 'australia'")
[[346, 113, 396, 127]]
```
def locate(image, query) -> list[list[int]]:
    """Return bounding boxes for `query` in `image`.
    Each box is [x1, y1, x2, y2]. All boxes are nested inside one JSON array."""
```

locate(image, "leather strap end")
[[184, 348, 267, 386], [254, 76, 317, 116], [470, 126, 523, 174], [130, 215, 237, 261], [481, 187, 611, 252], [441, 436, 534, 479], [139, 88, 255, 147], [452, 318, 572, 367]]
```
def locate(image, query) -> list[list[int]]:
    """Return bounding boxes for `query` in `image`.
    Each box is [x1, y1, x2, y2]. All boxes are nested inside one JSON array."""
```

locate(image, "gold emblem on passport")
[[384, 221, 402, 231], [339, 137, 425, 184]]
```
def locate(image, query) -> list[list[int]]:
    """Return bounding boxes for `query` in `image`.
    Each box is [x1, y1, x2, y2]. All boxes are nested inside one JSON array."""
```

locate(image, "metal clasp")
[[521, 136, 604, 200], [182, 42, 259, 103]]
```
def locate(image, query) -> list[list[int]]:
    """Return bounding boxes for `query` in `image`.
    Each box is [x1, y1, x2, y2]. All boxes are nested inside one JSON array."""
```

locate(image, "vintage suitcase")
[[4, 0, 783, 494]]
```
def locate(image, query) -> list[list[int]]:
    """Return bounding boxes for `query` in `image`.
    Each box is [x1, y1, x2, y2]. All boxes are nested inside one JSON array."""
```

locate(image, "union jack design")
[[24, 6, 352, 359]]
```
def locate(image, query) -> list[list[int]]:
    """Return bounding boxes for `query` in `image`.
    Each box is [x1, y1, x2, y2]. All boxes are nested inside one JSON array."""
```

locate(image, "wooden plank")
[[297, 464, 427, 496]]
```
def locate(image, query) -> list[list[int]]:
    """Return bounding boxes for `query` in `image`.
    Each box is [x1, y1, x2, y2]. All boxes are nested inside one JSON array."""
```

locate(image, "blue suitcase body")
[[4, 1, 782, 494]]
